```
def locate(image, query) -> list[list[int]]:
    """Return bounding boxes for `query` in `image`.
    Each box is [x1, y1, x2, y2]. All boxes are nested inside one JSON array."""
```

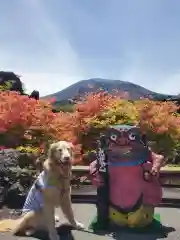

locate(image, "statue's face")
[[105, 125, 149, 162]]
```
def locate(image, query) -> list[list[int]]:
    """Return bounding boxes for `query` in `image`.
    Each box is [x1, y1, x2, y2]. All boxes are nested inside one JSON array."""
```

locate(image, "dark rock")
[[0, 187, 6, 208], [0, 149, 19, 169], [29, 90, 40, 100], [0, 149, 38, 208]]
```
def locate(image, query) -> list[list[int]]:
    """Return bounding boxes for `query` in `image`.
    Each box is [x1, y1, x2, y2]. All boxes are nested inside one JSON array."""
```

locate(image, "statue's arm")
[[89, 160, 104, 186]]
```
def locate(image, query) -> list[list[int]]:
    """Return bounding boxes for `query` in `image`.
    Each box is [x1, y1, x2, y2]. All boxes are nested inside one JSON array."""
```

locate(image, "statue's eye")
[[128, 133, 136, 141], [110, 134, 117, 141]]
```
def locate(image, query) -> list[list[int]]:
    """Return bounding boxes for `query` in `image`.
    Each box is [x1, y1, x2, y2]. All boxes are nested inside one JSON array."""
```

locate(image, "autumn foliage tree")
[[1, 88, 180, 163], [80, 95, 180, 159], [136, 99, 180, 158], [0, 91, 59, 150]]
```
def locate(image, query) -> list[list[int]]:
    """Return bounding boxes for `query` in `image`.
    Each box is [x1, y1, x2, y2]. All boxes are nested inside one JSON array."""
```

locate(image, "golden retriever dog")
[[0, 141, 84, 240]]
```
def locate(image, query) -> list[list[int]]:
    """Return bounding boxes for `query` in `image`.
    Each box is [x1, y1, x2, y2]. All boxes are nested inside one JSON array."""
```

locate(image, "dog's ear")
[[69, 142, 74, 150], [48, 142, 58, 160], [67, 142, 74, 159]]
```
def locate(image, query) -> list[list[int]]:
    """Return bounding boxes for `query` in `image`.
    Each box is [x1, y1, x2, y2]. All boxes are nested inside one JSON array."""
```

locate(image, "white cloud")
[[121, 68, 180, 95], [0, 0, 86, 96], [161, 73, 180, 95], [1, 0, 180, 97], [19, 72, 83, 96], [119, 51, 180, 95]]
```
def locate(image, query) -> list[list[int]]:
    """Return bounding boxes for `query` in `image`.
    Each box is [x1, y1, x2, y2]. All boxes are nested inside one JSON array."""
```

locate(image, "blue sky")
[[1, 0, 180, 96]]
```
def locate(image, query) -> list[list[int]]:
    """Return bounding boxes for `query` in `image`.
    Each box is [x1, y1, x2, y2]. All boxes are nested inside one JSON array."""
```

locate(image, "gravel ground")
[[0, 203, 180, 240], [0, 188, 180, 240]]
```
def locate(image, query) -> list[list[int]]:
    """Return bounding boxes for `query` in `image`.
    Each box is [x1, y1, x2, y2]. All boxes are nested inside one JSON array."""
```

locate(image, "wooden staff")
[[96, 134, 109, 229]]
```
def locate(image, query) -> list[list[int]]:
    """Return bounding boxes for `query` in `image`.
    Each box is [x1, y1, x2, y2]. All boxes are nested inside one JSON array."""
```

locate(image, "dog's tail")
[[0, 219, 17, 232]]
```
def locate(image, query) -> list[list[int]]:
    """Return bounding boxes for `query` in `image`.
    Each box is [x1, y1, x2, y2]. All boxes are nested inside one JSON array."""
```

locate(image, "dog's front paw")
[[55, 215, 60, 222], [25, 229, 35, 236], [73, 221, 85, 230]]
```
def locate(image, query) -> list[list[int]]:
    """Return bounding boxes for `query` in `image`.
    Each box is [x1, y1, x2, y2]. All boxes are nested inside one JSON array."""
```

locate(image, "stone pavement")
[[0, 204, 180, 240]]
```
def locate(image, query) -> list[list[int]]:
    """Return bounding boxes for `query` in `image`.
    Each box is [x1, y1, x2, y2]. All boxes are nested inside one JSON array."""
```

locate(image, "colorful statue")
[[90, 124, 164, 229]]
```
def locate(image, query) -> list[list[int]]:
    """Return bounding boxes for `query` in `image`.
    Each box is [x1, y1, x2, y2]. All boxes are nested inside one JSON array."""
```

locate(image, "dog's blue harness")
[[22, 171, 57, 213]]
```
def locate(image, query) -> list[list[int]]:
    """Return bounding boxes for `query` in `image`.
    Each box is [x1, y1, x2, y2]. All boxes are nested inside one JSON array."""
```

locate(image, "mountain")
[[43, 78, 175, 101]]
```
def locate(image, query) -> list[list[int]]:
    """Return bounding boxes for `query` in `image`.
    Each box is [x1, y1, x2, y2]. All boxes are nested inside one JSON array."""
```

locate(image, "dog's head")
[[48, 141, 74, 166]]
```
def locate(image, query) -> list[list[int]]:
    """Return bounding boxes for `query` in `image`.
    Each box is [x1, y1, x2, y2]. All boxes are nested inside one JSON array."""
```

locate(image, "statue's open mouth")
[[118, 147, 132, 154], [109, 144, 132, 154]]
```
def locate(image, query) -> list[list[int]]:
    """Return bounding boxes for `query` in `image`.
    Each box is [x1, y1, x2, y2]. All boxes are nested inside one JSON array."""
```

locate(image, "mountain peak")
[[44, 78, 175, 101]]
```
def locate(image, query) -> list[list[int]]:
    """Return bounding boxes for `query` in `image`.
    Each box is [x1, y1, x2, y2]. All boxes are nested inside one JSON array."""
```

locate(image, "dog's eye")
[[58, 149, 62, 152], [67, 147, 72, 151]]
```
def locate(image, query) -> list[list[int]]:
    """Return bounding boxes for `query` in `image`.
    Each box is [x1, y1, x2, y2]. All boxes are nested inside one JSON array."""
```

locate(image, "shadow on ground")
[[111, 225, 175, 240], [16, 224, 75, 240], [14, 224, 175, 240]]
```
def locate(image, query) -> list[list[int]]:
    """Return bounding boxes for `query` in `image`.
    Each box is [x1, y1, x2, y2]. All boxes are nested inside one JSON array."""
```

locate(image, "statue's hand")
[[151, 152, 164, 177], [150, 166, 159, 176], [89, 160, 104, 186], [91, 175, 104, 186], [143, 171, 152, 181]]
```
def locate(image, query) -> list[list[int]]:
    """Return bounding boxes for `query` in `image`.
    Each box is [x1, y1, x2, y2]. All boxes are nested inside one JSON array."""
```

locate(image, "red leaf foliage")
[[1, 90, 180, 163]]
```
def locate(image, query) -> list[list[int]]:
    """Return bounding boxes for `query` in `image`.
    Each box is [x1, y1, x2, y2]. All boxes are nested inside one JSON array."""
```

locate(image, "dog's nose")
[[64, 156, 70, 161]]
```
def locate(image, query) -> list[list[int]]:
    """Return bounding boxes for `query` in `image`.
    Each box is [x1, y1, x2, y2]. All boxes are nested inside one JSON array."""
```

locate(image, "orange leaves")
[[0, 91, 53, 130], [75, 91, 114, 118], [0, 91, 58, 147], [1, 89, 180, 160], [74, 92, 116, 133], [137, 99, 180, 136], [51, 111, 79, 143], [73, 93, 180, 158], [135, 99, 180, 156]]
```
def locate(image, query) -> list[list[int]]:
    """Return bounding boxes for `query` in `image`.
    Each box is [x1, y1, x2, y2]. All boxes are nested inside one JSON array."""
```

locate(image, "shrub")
[[0, 91, 60, 150], [136, 99, 180, 158], [70, 92, 180, 160], [1, 89, 180, 164]]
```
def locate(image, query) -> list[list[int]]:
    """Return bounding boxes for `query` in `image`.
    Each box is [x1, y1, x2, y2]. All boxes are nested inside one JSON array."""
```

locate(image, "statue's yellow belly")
[[109, 205, 154, 228]]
